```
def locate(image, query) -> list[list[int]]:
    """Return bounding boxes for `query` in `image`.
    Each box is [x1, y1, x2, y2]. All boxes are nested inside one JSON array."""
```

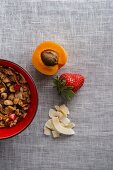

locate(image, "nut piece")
[[52, 117, 75, 135], [44, 126, 51, 136], [8, 94, 15, 100], [4, 100, 13, 106], [15, 92, 23, 99], [13, 98, 19, 104], [18, 100, 23, 106], [9, 85, 15, 92], [0, 87, 5, 93], [1, 93, 7, 99], [2, 77, 10, 83], [52, 131, 60, 138], [5, 106, 15, 114]]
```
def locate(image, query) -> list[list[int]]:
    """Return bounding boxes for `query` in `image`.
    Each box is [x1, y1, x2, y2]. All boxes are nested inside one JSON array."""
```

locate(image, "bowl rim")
[[0, 59, 38, 140]]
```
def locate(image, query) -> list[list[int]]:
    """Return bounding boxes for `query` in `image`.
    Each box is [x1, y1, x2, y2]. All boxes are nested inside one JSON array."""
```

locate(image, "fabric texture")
[[0, 0, 113, 169]]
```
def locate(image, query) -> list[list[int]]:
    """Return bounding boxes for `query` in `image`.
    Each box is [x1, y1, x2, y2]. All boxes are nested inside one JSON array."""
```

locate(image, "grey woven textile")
[[0, 0, 113, 170]]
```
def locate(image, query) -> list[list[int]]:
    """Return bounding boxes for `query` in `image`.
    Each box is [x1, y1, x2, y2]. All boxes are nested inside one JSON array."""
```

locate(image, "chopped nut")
[[13, 98, 19, 104], [1, 93, 7, 99], [0, 104, 2, 111], [9, 85, 15, 92], [15, 92, 23, 99], [6, 83, 11, 87], [8, 94, 15, 100], [0, 87, 5, 93], [5, 106, 15, 113], [2, 77, 10, 83], [4, 100, 13, 106], [23, 104, 29, 110], [18, 100, 23, 106]]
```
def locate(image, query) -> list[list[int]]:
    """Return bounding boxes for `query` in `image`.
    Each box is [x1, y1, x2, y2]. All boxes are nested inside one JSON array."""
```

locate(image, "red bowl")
[[0, 59, 38, 139]]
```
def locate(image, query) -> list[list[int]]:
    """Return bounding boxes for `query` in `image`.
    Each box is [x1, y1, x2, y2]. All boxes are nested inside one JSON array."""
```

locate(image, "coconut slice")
[[44, 126, 51, 136], [54, 105, 60, 111], [45, 119, 55, 130], [60, 117, 70, 126], [59, 104, 70, 116], [52, 117, 75, 135], [52, 131, 60, 138], [66, 122, 75, 128], [56, 111, 65, 119], [49, 109, 57, 118]]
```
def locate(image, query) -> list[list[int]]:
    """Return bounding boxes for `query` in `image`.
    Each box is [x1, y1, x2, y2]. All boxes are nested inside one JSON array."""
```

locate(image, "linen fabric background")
[[0, 0, 113, 170]]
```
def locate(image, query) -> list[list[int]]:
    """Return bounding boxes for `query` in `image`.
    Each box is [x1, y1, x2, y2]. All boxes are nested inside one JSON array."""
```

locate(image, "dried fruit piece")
[[9, 114, 16, 121], [14, 84, 21, 91], [52, 117, 75, 135]]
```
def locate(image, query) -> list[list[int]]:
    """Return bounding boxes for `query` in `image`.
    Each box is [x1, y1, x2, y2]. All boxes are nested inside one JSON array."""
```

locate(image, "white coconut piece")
[[52, 131, 60, 138], [60, 117, 70, 126], [66, 122, 75, 128], [54, 105, 60, 111], [52, 117, 75, 135], [49, 109, 57, 118], [56, 111, 65, 119], [45, 119, 55, 130], [44, 126, 51, 136], [59, 104, 70, 116]]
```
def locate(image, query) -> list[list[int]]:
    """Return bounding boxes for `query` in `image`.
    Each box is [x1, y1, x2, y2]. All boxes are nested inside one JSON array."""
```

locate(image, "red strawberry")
[[53, 73, 85, 100], [9, 114, 16, 121], [14, 84, 21, 91]]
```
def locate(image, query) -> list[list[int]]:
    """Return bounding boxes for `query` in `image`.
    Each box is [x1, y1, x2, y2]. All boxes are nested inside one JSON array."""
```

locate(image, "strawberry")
[[13, 84, 21, 91], [9, 114, 16, 121], [53, 73, 85, 100]]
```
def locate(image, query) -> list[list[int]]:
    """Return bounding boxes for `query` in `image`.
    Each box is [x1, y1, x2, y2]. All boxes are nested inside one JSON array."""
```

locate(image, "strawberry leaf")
[[53, 77, 75, 100]]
